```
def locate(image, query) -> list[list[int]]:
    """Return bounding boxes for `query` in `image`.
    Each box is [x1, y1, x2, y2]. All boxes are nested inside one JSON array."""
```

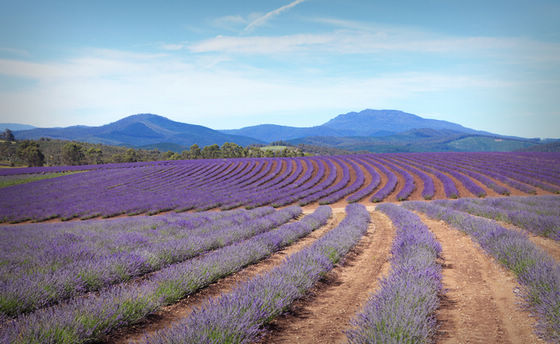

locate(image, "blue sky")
[[0, 0, 559, 138]]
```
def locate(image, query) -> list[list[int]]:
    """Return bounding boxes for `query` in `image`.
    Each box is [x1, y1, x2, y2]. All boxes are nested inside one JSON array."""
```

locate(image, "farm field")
[[0, 152, 559, 343], [0, 152, 559, 223]]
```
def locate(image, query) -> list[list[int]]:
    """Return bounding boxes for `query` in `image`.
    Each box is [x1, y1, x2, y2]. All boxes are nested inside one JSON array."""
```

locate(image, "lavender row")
[[0, 206, 332, 344], [432, 197, 560, 240], [378, 157, 416, 201], [347, 203, 442, 343], [412, 155, 487, 197], [297, 158, 340, 206], [427, 155, 510, 195], [346, 157, 381, 202], [449, 154, 538, 194], [387, 156, 435, 199], [271, 158, 328, 207], [141, 204, 370, 344], [318, 158, 365, 204], [365, 157, 398, 202], [0, 206, 295, 318], [404, 201, 560, 342]]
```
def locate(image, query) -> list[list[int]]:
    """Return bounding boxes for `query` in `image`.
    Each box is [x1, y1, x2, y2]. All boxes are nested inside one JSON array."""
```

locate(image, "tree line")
[[0, 132, 304, 167]]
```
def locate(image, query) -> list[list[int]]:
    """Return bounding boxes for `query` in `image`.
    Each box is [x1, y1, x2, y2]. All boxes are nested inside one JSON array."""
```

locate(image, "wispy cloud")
[[0, 47, 30, 57], [243, 0, 307, 33], [188, 29, 560, 65], [0, 48, 520, 128]]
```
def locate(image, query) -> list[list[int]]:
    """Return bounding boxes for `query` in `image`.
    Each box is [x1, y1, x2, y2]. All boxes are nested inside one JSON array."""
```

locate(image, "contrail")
[[244, 0, 307, 32]]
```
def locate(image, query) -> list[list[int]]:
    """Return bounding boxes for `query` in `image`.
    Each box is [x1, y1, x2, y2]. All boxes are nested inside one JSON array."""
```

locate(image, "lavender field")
[[0, 152, 559, 343], [1, 152, 559, 223]]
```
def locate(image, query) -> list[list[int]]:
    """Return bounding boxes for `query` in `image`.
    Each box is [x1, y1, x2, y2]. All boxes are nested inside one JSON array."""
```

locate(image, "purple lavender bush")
[[404, 201, 560, 342], [0, 206, 335, 344], [346, 203, 442, 343], [140, 204, 370, 344], [0, 206, 296, 318]]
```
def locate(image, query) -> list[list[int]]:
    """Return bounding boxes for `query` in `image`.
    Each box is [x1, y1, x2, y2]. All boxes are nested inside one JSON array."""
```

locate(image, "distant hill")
[[14, 114, 263, 149], [222, 109, 489, 142], [10, 110, 550, 153], [517, 140, 560, 152], [0, 123, 36, 131], [288, 128, 540, 153]]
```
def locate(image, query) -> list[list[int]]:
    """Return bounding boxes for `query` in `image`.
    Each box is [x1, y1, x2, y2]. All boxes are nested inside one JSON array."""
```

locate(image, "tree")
[[17, 141, 44, 166], [0, 129, 15, 142], [221, 142, 244, 158], [123, 148, 139, 162], [62, 143, 85, 165], [189, 144, 201, 159], [201, 144, 221, 159], [86, 147, 103, 164]]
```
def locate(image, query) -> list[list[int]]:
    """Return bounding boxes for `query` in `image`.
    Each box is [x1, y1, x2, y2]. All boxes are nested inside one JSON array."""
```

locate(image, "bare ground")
[[260, 210, 395, 344], [417, 213, 544, 344], [108, 210, 346, 344]]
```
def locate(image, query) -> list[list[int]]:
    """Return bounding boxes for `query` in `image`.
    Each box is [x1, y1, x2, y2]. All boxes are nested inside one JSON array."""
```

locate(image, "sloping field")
[[0, 152, 559, 223], [0, 152, 559, 343]]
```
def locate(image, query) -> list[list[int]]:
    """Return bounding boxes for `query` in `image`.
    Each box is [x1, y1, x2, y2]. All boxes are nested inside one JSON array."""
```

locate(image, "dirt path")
[[109, 210, 346, 344], [417, 213, 544, 344], [260, 210, 395, 344]]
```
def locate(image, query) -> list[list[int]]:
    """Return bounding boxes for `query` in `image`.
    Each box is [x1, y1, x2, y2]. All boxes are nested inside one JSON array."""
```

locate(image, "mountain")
[[517, 140, 560, 152], [221, 124, 353, 142], [221, 109, 489, 142], [14, 114, 263, 149], [288, 128, 540, 153], [10, 110, 547, 153], [0, 123, 36, 131]]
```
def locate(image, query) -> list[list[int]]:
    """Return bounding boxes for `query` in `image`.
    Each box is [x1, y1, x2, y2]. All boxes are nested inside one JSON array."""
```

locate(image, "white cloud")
[[243, 0, 307, 32], [0, 48, 516, 129]]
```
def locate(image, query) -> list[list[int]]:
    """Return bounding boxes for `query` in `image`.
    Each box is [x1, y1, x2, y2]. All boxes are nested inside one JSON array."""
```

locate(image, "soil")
[[418, 213, 544, 344], [108, 210, 347, 344], [260, 210, 395, 344]]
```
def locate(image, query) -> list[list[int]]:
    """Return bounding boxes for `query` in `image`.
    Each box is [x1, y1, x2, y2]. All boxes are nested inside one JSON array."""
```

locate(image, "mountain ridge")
[[221, 109, 492, 141], [10, 110, 550, 152], [13, 114, 263, 148]]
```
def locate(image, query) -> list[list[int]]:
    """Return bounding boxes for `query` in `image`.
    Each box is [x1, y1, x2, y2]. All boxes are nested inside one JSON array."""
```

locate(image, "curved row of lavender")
[[346, 156, 381, 202], [318, 157, 365, 204], [1, 153, 559, 222], [404, 200, 560, 342], [140, 204, 370, 344], [0, 206, 301, 318], [390, 155, 459, 198], [430, 196, 560, 240], [0, 206, 333, 344], [364, 156, 398, 202], [346, 203, 442, 343], [376, 157, 416, 200]]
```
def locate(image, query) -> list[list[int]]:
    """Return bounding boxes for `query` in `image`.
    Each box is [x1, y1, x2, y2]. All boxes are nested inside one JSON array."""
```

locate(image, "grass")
[[0, 172, 79, 188]]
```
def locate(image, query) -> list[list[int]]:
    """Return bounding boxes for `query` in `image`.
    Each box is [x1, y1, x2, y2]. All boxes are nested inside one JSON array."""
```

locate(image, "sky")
[[0, 0, 559, 138]]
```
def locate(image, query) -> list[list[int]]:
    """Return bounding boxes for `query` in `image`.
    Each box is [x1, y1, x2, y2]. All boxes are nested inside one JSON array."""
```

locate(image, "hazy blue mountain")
[[321, 109, 488, 136], [221, 109, 490, 142], [288, 128, 540, 153], [517, 140, 560, 152], [9, 110, 548, 153], [14, 114, 263, 148], [221, 124, 354, 142], [0, 123, 36, 131]]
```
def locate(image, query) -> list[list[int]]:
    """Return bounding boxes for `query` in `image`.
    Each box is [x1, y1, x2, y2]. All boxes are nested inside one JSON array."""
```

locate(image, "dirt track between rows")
[[261, 210, 395, 344], [109, 211, 346, 344], [418, 213, 544, 344]]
